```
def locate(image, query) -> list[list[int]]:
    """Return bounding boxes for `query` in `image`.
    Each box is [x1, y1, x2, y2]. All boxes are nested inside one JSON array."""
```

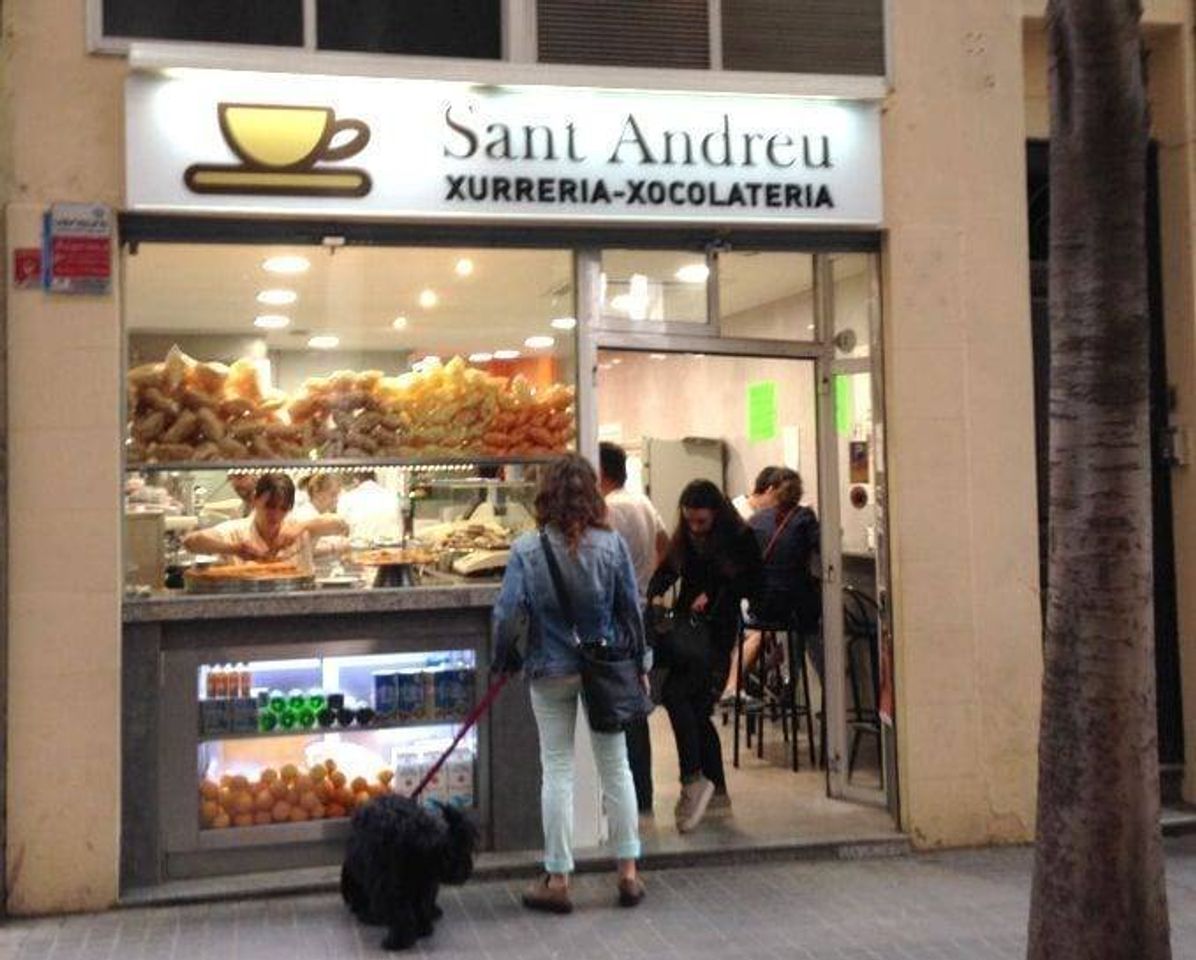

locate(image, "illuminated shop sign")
[[126, 70, 882, 226]]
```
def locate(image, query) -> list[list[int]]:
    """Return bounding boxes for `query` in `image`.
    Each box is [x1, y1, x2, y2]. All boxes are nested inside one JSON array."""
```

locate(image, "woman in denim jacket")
[[492, 455, 649, 914]]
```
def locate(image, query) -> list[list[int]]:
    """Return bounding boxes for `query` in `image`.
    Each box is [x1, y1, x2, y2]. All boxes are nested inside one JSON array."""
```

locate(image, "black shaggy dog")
[[341, 794, 479, 951]]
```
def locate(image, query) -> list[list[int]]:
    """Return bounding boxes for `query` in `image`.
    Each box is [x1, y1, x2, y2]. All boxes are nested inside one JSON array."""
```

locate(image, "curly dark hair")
[[534, 454, 609, 552]]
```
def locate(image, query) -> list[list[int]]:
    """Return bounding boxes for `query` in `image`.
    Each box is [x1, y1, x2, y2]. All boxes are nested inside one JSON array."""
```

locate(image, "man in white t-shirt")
[[731, 466, 782, 521], [337, 472, 402, 543], [599, 442, 669, 818]]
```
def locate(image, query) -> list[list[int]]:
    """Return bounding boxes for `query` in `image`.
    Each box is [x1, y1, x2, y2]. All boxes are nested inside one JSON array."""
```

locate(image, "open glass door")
[[818, 253, 895, 809]]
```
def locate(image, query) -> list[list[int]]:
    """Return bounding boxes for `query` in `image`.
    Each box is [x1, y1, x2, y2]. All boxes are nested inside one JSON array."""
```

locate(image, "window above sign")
[[94, 0, 503, 59], [91, 0, 886, 79]]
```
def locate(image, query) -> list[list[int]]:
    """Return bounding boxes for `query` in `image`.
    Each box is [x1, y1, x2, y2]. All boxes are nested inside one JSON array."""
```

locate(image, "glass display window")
[[196, 650, 478, 831]]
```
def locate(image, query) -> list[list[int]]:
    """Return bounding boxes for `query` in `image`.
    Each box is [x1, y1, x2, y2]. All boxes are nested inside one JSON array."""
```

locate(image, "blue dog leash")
[[410, 672, 512, 800]]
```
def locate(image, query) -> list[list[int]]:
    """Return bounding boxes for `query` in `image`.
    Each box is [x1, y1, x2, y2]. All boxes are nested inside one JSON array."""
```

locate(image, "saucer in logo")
[[185, 103, 372, 197]]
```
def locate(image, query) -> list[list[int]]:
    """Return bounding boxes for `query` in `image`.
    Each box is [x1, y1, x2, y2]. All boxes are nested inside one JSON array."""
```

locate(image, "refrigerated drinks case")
[[196, 651, 477, 831]]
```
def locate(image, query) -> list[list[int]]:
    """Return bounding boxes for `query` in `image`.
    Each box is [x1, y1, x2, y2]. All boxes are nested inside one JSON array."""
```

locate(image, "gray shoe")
[[706, 792, 732, 817], [675, 777, 715, 833]]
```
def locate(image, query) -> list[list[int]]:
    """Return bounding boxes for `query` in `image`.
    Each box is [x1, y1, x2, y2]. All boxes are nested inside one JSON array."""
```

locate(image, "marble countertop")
[[123, 583, 502, 623]]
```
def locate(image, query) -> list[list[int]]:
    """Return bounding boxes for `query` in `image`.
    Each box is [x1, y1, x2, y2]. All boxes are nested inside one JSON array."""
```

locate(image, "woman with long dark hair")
[[491, 454, 648, 913], [746, 468, 823, 678], [648, 479, 761, 832]]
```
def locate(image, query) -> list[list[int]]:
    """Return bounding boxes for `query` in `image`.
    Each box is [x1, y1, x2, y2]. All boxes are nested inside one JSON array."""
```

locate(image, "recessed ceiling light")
[[551, 316, 577, 330], [258, 288, 297, 306], [468, 352, 493, 363], [253, 314, 290, 330], [392, 315, 409, 330], [494, 349, 521, 360], [262, 255, 310, 275], [525, 335, 555, 350], [417, 355, 441, 367], [610, 357, 623, 365], [419, 289, 439, 309], [599, 362, 613, 371], [455, 258, 474, 277], [307, 334, 339, 349], [649, 353, 668, 361], [675, 263, 710, 284]]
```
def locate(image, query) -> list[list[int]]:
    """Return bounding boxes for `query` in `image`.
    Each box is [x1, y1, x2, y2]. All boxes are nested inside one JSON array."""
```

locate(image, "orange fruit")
[[281, 763, 299, 782], [327, 803, 346, 818], [201, 800, 220, 826], [355, 790, 371, 807], [231, 775, 250, 792], [271, 801, 291, 823], [232, 792, 254, 815], [324, 758, 337, 772], [289, 806, 310, 823], [253, 811, 273, 826], [233, 813, 254, 828], [260, 768, 279, 784], [299, 791, 319, 811], [294, 775, 313, 794], [309, 765, 327, 782], [212, 812, 231, 829], [330, 771, 347, 789], [200, 779, 220, 800], [254, 790, 273, 812], [269, 780, 288, 800], [309, 802, 326, 820], [350, 776, 368, 793], [377, 770, 394, 786]]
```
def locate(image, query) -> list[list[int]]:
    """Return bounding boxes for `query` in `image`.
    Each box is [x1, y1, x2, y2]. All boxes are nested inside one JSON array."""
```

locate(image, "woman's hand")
[[691, 593, 710, 614], [233, 541, 270, 562]]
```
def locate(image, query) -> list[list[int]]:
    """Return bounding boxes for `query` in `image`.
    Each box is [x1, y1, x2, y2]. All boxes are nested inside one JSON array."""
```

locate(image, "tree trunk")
[[1027, 2, 1170, 959]]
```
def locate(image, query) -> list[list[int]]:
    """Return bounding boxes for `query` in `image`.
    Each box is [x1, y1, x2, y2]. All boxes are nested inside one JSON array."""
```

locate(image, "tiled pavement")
[[7, 838, 1196, 959]]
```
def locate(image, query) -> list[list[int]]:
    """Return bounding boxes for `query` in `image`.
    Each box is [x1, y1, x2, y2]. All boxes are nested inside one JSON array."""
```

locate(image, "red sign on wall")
[[44, 203, 113, 295], [12, 248, 42, 289]]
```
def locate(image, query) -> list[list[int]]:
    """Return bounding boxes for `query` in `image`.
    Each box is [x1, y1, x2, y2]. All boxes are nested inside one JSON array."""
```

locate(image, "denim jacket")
[[492, 525, 649, 680]]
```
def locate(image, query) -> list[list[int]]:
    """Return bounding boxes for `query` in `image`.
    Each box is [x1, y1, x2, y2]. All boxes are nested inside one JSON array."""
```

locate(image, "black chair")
[[843, 586, 881, 781], [730, 613, 818, 772]]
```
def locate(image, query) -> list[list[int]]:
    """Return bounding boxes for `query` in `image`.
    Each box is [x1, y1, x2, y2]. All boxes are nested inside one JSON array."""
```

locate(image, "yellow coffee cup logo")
[[185, 103, 373, 197]]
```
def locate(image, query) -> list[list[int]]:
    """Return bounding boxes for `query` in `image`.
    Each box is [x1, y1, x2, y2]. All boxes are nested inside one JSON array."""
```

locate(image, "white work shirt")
[[337, 479, 401, 543], [203, 516, 314, 571], [605, 487, 668, 597]]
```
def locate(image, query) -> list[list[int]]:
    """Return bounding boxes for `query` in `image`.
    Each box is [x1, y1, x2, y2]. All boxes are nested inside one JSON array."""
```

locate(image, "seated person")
[[725, 469, 823, 699]]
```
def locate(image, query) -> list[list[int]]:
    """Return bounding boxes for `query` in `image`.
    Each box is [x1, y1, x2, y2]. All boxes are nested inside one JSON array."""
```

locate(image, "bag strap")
[[540, 529, 579, 630], [762, 507, 799, 563]]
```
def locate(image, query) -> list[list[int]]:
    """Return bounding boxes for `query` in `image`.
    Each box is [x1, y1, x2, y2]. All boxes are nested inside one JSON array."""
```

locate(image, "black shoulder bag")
[[540, 530, 653, 734]]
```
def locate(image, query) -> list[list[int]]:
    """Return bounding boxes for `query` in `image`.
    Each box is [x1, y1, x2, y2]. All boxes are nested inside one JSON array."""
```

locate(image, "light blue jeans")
[[529, 676, 641, 874]]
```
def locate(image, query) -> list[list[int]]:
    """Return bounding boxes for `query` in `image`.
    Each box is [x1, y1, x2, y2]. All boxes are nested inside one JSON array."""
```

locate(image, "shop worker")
[[338, 471, 402, 543], [184, 473, 348, 570], [599, 441, 669, 821]]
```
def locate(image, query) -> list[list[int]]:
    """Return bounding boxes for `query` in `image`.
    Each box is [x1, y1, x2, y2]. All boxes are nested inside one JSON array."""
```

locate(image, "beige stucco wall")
[[883, 0, 1043, 847], [3, 0, 125, 914]]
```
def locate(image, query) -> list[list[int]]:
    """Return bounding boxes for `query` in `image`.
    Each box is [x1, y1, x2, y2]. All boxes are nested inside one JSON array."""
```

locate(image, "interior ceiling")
[[125, 243, 861, 357]]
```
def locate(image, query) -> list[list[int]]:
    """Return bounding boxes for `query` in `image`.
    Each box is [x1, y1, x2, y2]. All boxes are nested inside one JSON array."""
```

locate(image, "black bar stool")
[[731, 613, 817, 771]]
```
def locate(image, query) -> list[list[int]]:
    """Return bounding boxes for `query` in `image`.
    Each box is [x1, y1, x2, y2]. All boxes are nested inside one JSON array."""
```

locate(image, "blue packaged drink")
[[373, 671, 399, 718], [395, 670, 424, 722]]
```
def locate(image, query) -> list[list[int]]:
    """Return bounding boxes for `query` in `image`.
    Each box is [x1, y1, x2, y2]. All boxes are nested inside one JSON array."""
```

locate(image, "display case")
[[151, 635, 499, 880], [196, 651, 477, 833]]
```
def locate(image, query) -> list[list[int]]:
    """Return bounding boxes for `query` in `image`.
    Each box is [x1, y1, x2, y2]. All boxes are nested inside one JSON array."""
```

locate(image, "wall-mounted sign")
[[747, 380, 779, 443], [43, 203, 113, 295], [12, 248, 42, 289], [126, 71, 882, 226]]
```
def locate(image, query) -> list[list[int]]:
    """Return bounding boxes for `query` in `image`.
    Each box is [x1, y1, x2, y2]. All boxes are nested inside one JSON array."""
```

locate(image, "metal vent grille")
[[721, 0, 885, 76], [538, 0, 710, 69]]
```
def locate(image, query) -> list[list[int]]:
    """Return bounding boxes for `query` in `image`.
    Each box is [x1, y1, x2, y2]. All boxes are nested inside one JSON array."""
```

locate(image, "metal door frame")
[[578, 245, 896, 815]]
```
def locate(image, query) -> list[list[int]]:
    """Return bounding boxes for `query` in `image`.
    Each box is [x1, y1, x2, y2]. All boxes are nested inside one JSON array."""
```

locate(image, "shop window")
[[831, 254, 873, 359], [599, 250, 710, 327], [721, 0, 885, 76], [316, 0, 501, 58], [102, 0, 304, 46], [717, 252, 816, 341], [123, 244, 577, 467], [538, 0, 710, 69]]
